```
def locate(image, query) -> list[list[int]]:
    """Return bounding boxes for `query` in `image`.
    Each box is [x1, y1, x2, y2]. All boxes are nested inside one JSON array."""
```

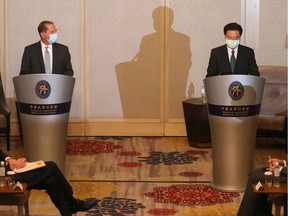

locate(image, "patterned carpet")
[[0, 136, 286, 215], [23, 182, 241, 216], [66, 137, 212, 182]]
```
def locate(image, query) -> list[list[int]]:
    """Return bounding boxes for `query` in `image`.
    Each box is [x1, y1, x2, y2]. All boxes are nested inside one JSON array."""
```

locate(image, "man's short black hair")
[[223, 23, 243, 36], [38, 21, 54, 34]]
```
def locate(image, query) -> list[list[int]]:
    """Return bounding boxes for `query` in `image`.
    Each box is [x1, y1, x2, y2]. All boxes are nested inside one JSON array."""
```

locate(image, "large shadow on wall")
[[115, 6, 192, 119]]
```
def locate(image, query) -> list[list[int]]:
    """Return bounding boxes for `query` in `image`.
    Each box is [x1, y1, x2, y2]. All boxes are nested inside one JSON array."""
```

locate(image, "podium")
[[13, 74, 75, 173], [204, 75, 265, 192]]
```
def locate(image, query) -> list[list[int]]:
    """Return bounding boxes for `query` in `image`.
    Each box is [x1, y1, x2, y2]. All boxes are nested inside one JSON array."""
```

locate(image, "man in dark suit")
[[20, 20, 74, 76], [0, 149, 97, 216], [238, 158, 287, 216], [206, 22, 259, 77]]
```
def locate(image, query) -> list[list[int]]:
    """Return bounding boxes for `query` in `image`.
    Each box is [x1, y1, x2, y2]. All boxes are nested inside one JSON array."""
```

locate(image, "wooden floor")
[[0, 136, 286, 216]]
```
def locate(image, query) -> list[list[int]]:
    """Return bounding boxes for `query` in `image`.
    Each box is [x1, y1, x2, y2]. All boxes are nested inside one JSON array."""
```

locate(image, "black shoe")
[[69, 198, 98, 213]]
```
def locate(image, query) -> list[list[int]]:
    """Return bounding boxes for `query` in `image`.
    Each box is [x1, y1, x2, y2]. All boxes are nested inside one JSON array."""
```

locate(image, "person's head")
[[223, 22, 242, 49], [38, 21, 58, 45], [152, 6, 174, 31]]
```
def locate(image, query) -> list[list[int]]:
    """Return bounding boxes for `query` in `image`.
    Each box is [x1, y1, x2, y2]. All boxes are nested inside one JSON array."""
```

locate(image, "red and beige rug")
[[23, 181, 241, 216], [66, 137, 212, 182], [0, 136, 285, 215]]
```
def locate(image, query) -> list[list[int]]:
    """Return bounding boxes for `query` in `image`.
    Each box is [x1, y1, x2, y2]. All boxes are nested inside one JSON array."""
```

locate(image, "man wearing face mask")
[[206, 22, 259, 77], [20, 20, 74, 76]]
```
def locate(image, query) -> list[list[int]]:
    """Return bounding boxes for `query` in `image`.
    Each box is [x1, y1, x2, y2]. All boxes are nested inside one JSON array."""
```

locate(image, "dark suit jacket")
[[0, 149, 8, 161], [20, 41, 74, 76], [206, 44, 259, 77]]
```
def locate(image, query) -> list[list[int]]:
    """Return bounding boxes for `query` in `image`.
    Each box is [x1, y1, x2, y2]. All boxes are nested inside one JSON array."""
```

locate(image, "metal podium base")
[[13, 74, 75, 174], [210, 182, 245, 192]]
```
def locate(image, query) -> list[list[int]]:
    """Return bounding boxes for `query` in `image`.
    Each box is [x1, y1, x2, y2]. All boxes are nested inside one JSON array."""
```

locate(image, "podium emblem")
[[36, 80, 51, 99], [229, 81, 244, 100]]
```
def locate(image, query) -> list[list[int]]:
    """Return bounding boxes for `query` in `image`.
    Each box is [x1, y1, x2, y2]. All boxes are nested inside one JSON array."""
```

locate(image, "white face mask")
[[226, 39, 240, 49], [47, 33, 58, 44]]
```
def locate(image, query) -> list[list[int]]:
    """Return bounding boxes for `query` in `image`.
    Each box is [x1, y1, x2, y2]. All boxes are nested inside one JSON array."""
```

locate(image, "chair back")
[[259, 66, 287, 115]]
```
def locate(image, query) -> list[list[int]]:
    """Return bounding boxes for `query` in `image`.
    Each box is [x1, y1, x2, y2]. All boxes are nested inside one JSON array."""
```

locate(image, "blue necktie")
[[230, 49, 236, 73], [45, 46, 51, 74]]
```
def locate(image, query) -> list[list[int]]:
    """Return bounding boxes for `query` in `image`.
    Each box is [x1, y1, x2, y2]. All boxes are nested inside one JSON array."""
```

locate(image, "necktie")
[[45, 46, 51, 74], [230, 49, 236, 73]]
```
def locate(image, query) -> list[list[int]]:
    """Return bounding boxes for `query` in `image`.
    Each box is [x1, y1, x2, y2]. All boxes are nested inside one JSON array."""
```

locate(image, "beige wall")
[[0, 0, 287, 136]]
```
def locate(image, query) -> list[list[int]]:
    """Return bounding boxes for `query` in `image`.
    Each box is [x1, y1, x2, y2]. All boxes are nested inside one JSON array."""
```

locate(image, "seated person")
[[238, 158, 287, 216], [0, 149, 97, 216]]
